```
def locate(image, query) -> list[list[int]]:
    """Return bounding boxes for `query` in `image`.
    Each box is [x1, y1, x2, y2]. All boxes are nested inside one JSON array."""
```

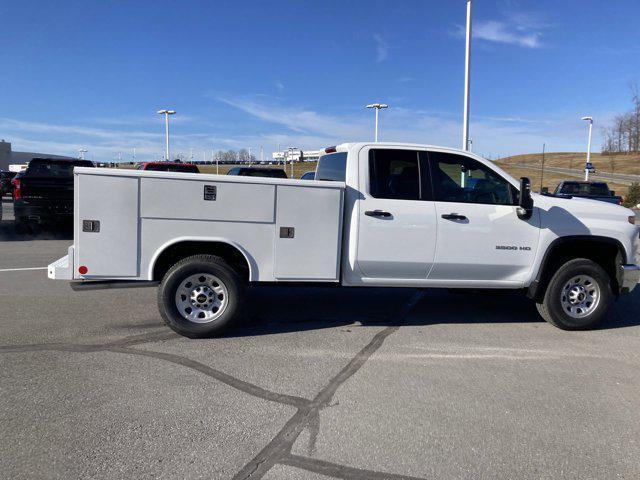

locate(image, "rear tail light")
[[629, 215, 636, 225], [324, 146, 337, 154], [12, 178, 21, 200]]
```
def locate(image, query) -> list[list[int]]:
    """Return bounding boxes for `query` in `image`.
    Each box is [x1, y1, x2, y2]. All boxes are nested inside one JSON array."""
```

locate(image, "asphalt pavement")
[[2, 198, 640, 479]]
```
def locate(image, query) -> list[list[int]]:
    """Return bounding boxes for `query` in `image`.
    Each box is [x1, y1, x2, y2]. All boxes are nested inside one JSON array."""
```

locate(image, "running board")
[[70, 280, 160, 291]]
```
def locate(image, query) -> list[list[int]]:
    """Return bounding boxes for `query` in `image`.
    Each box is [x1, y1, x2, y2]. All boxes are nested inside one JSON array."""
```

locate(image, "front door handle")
[[365, 210, 392, 218], [441, 213, 467, 221]]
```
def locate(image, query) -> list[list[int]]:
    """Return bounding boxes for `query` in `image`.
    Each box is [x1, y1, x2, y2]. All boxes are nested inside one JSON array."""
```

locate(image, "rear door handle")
[[441, 213, 467, 221], [365, 210, 392, 218]]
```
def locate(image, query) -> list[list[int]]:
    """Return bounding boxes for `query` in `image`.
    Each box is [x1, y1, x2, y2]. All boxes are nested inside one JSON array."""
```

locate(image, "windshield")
[[558, 182, 610, 196], [26, 159, 94, 177], [242, 169, 287, 178], [144, 164, 199, 173]]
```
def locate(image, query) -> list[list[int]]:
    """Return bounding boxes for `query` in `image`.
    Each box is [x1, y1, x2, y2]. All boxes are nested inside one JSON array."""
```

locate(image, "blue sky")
[[1, 0, 639, 161]]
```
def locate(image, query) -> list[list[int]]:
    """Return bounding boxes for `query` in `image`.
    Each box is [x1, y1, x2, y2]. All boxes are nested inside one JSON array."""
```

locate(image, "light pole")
[[157, 109, 176, 161], [582, 116, 593, 181], [540, 143, 546, 193], [366, 103, 389, 142], [462, 0, 473, 151], [78, 148, 87, 160], [288, 147, 297, 178]]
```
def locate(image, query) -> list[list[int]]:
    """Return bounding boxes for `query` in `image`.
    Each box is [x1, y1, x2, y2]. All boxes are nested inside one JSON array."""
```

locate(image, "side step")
[[71, 280, 160, 291]]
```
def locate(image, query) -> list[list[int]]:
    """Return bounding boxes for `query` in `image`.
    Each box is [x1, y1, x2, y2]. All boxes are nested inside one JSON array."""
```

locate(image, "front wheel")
[[158, 254, 244, 338], [536, 258, 613, 330]]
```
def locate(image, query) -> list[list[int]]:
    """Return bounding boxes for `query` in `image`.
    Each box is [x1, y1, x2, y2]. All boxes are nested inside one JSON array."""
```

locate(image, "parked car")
[[226, 167, 287, 178], [138, 162, 200, 173], [300, 171, 315, 180], [553, 181, 623, 205], [48, 142, 639, 337], [0, 170, 17, 197], [13, 158, 94, 229]]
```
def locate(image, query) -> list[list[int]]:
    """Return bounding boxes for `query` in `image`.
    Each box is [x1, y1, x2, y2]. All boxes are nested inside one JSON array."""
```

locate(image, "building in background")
[[0, 140, 76, 170], [271, 149, 322, 163]]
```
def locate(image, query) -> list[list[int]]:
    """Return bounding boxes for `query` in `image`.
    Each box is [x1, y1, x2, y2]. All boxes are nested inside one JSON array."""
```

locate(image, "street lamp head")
[[581, 116, 593, 123], [157, 109, 176, 115], [366, 103, 389, 109]]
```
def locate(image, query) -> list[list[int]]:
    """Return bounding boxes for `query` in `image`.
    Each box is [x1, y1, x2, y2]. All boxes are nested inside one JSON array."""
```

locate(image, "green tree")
[[624, 182, 640, 208]]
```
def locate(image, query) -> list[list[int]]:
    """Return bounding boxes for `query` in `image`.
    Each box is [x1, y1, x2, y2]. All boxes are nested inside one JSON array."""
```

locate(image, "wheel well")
[[530, 237, 624, 301], [152, 241, 250, 282]]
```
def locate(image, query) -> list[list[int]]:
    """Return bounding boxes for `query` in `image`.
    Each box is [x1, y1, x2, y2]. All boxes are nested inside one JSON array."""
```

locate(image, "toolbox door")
[[75, 175, 139, 278]]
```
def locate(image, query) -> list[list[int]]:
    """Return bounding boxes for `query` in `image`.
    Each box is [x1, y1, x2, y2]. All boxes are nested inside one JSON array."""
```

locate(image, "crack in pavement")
[[2, 291, 429, 480], [109, 346, 311, 409], [0, 329, 311, 409], [282, 454, 430, 480], [231, 290, 426, 480]]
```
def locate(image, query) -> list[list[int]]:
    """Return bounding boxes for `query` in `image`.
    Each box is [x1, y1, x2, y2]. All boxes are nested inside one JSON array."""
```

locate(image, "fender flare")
[[148, 236, 257, 281]]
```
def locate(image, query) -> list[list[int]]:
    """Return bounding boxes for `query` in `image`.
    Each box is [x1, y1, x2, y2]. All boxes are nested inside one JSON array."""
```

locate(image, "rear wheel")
[[157, 254, 244, 338], [536, 258, 613, 330]]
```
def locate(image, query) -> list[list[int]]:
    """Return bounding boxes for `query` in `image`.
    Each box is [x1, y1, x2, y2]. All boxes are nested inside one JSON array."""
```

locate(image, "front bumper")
[[620, 264, 640, 293]]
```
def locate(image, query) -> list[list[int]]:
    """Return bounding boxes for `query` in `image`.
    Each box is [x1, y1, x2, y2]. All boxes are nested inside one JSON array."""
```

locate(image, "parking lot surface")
[[2, 199, 640, 479]]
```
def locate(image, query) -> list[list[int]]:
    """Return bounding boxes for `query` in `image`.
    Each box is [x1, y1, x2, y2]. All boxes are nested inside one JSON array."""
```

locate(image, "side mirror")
[[517, 177, 534, 220], [610, 190, 616, 196], [541, 187, 549, 194]]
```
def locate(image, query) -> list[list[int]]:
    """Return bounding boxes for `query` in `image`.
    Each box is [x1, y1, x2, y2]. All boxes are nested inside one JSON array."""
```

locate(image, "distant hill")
[[495, 152, 640, 198], [497, 152, 640, 176]]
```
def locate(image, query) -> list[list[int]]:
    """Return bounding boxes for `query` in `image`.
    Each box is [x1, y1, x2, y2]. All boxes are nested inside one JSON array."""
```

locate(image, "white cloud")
[[453, 10, 550, 49], [373, 34, 389, 62], [275, 82, 285, 92], [474, 20, 540, 48], [1, 96, 608, 163], [218, 95, 603, 158]]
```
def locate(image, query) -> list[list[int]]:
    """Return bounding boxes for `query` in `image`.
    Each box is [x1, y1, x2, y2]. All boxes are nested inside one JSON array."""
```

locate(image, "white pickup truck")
[[49, 142, 640, 337]]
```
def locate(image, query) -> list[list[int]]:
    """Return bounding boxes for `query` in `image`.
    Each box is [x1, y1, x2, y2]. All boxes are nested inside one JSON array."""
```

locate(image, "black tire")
[[536, 258, 613, 330], [157, 254, 244, 338]]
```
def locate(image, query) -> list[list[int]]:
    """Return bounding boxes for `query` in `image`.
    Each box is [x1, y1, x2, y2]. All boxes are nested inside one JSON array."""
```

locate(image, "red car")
[[138, 162, 200, 173]]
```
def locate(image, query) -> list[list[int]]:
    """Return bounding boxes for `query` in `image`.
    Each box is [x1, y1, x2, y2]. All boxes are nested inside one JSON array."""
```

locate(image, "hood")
[[532, 193, 637, 255]]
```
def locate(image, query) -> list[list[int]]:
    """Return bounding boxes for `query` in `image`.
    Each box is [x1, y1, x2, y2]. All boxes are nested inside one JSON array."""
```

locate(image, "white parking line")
[[0, 267, 47, 273]]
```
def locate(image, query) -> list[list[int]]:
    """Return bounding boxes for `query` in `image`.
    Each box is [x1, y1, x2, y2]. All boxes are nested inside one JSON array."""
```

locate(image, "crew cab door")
[[355, 147, 437, 281], [427, 150, 540, 285]]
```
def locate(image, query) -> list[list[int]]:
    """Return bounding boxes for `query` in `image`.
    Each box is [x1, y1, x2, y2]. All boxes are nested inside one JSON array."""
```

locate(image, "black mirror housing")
[[517, 177, 534, 220]]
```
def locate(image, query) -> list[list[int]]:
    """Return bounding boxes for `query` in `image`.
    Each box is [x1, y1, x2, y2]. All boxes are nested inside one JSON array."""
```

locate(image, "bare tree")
[[603, 84, 640, 154]]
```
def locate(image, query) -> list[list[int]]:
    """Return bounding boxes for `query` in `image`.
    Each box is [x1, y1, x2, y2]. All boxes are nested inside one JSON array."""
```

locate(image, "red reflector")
[[12, 178, 21, 200], [78, 266, 88, 275], [324, 146, 337, 154]]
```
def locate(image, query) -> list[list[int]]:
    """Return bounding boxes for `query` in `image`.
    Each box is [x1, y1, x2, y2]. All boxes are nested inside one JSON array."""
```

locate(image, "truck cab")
[[48, 142, 640, 338]]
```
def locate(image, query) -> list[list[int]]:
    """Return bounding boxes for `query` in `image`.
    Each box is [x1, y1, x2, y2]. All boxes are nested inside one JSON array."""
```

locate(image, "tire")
[[536, 258, 613, 330], [157, 254, 245, 338]]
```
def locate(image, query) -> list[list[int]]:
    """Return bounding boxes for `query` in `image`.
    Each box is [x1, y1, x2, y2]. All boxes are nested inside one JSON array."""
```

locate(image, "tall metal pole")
[[585, 121, 593, 181], [164, 113, 170, 161], [157, 109, 175, 161], [582, 116, 594, 181], [366, 104, 388, 142], [540, 143, 546, 193], [374, 108, 379, 142], [462, 0, 473, 151]]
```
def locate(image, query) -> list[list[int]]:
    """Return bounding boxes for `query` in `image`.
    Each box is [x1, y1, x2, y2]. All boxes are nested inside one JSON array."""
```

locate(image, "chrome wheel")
[[174, 273, 228, 323], [560, 275, 600, 319]]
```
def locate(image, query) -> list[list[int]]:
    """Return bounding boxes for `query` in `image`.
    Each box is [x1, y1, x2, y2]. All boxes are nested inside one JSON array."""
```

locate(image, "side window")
[[369, 149, 429, 200], [428, 151, 515, 205]]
